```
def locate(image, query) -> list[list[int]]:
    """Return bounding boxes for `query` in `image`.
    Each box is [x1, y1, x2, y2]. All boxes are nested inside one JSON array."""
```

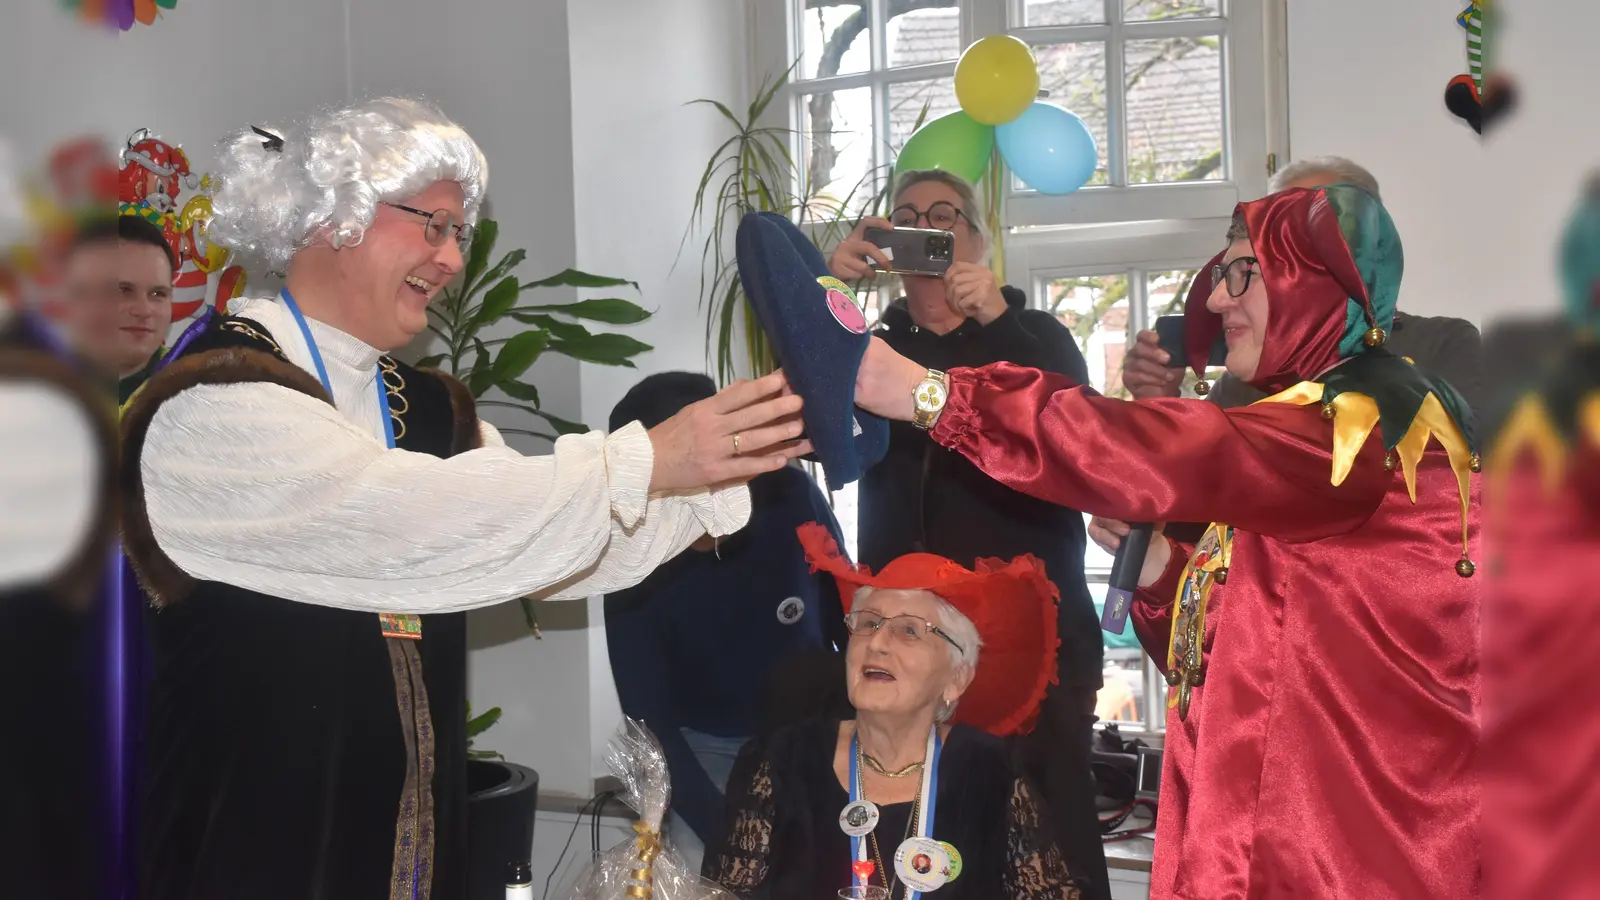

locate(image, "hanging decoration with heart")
[[1444, 1, 1517, 135]]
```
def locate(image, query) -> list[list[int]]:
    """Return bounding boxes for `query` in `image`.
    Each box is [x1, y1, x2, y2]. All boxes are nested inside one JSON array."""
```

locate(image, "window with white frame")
[[756, 0, 1284, 733]]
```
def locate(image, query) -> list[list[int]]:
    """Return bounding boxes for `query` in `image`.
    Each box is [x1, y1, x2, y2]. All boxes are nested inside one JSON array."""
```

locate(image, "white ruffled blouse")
[[137, 295, 749, 614]]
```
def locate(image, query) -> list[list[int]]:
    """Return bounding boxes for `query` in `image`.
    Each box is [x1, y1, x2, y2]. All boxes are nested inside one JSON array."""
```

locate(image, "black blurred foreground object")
[[0, 312, 121, 900]]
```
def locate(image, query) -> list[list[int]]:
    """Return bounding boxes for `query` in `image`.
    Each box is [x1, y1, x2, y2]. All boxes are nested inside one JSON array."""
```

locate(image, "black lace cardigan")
[[701, 717, 1083, 899]]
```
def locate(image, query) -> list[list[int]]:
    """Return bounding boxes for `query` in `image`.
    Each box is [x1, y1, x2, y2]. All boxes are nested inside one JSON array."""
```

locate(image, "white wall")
[[0, 3, 348, 167], [1285, 0, 1599, 327], [566, 0, 752, 780]]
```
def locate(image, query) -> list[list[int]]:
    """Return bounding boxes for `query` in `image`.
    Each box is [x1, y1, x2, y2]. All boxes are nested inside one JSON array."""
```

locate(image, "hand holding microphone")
[[1091, 517, 1173, 634]]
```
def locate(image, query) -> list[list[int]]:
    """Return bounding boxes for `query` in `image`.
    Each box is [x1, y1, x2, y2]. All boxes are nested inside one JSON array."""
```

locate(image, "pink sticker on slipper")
[[818, 276, 867, 334]]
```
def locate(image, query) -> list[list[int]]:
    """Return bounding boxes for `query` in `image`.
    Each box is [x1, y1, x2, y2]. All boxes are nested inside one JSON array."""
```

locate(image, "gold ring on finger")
[[732, 432, 742, 455]]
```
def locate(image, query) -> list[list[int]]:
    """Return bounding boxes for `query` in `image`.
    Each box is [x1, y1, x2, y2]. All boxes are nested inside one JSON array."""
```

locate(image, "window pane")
[[887, 77, 961, 160], [1091, 585, 1146, 727], [1083, 514, 1114, 573], [801, 87, 877, 216], [886, 2, 961, 69], [1144, 267, 1226, 396], [1022, 0, 1105, 26], [799, 0, 871, 80], [1047, 272, 1129, 396], [1145, 268, 1197, 322], [829, 479, 860, 560], [1033, 42, 1110, 186], [1124, 36, 1223, 184], [1124, 0, 1220, 21]]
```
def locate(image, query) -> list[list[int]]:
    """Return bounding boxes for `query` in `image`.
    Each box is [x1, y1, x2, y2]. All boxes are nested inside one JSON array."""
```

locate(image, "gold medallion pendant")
[[1166, 524, 1233, 721]]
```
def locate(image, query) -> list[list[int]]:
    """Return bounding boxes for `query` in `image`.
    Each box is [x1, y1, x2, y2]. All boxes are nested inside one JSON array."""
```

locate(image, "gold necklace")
[[862, 753, 925, 779], [859, 737, 920, 899]]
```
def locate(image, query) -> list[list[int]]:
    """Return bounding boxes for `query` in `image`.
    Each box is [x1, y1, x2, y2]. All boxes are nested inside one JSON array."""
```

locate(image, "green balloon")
[[893, 111, 995, 185]]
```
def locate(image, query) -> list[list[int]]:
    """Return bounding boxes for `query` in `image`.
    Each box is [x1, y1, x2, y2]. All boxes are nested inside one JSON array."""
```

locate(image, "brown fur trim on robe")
[[424, 367, 484, 455], [119, 346, 331, 608]]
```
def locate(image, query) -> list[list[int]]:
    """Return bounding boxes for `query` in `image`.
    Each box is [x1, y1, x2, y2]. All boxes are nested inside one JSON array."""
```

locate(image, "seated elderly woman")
[[701, 524, 1084, 899]]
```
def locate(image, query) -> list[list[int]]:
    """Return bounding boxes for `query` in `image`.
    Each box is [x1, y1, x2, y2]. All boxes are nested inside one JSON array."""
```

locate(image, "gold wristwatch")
[[911, 369, 949, 430]]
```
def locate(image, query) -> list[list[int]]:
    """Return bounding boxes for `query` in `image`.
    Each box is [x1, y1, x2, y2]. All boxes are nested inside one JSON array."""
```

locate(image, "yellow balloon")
[[955, 35, 1040, 126]]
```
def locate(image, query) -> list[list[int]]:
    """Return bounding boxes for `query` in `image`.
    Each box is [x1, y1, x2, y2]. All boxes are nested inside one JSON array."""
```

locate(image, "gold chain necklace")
[[859, 737, 920, 899], [862, 753, 925, 779]]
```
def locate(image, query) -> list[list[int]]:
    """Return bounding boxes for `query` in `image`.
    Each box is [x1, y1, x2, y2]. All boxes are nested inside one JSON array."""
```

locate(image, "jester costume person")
[[905, 185, 1480, 899], [1479, 178, 1600, 900]]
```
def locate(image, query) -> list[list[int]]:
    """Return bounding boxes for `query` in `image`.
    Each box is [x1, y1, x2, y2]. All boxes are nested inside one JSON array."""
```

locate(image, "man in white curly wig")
[[121, 97, 812, 900]]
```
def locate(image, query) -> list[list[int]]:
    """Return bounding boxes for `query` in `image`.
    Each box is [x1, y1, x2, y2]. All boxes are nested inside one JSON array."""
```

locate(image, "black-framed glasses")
[[1210, 256, 1260, 298], [890, 201, 968, 232], [844, 610, 964, 655], [385, 202, 475, 249]]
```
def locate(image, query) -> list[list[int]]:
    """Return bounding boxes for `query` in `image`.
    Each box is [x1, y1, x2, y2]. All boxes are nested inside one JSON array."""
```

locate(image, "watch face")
[[915, 380, 947, 412]]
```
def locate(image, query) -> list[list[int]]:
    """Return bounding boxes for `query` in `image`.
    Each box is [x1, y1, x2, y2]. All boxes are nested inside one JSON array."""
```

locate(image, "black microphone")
[[1101, 523, 1152, 634]]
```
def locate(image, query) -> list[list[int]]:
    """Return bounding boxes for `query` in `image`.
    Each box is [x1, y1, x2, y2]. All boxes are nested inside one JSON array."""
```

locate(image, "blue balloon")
[[996, 102, 1098, 195]]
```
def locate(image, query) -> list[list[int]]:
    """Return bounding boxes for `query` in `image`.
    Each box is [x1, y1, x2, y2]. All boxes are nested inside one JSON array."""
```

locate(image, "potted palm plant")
[[419, 217, 651, 638], [684, 67, 913, 383]]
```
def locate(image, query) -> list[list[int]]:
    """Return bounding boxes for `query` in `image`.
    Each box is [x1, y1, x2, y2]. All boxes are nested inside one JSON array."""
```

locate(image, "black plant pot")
[[466, 759, 540, 900]]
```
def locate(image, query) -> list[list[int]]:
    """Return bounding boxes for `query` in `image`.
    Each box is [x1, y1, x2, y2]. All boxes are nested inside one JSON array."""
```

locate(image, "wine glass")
[[838, 887, 890, 900]]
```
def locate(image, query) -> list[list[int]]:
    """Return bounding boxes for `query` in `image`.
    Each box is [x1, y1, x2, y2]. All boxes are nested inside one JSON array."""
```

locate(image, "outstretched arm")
[[141, 384, 749, 613], [930, 362, 1389, 541]]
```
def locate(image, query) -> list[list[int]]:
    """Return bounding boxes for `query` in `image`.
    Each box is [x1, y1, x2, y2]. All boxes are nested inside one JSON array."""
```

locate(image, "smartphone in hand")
[[1154, 315, 1227, 368], [862, 226, 955, 277]]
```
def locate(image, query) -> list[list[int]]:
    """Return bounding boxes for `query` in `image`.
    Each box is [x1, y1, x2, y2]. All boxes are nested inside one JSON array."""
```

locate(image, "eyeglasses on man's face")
[[385, 202, 475, 249], [889, 201, 968, 232], [844, 610, 964, 655], [1210, 256, 1260, 298]]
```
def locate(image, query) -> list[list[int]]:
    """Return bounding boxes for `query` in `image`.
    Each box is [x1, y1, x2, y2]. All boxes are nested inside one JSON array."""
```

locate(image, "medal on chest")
[[1166, 523, 1234, 721], [840, 726, 959, 896]]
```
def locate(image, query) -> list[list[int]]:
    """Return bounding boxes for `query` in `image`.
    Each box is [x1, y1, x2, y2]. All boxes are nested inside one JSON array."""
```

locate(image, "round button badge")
[[777, 596, 805, 625], [894, 837, 951, 892], [838, 799, 881, 838], [818, 276, 868, 334], [937, 841, 963, 882]]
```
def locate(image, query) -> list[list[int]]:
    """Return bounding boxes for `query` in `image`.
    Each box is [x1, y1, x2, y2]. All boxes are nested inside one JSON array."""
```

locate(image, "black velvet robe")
[[122, 315, 480, 900]]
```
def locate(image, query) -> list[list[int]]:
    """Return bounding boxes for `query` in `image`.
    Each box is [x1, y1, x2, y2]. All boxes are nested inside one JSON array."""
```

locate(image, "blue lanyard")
[[849, 726, 943, 899], [279, 289, 396, 449]]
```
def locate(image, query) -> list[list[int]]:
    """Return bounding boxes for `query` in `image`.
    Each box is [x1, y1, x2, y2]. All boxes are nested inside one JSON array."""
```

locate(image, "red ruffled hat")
[[796, 523, 1061, 737]]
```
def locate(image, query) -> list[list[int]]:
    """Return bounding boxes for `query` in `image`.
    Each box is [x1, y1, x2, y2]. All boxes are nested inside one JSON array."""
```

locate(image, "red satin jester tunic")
[[929, 362, 1481, 900]]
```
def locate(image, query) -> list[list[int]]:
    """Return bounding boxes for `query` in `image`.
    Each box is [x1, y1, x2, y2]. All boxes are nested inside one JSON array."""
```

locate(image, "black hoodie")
[[858, 286, 1103, 688]]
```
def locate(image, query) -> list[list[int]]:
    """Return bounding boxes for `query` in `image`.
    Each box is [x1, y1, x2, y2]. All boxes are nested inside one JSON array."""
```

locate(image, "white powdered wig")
[[207, 97, 488, 270]]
